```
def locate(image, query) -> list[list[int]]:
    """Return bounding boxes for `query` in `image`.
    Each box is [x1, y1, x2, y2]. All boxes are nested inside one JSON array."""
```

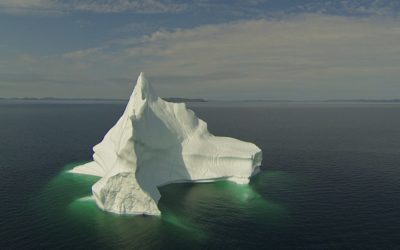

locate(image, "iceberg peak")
[[132, 72, 157, 102], [70, 73, 263, 215]]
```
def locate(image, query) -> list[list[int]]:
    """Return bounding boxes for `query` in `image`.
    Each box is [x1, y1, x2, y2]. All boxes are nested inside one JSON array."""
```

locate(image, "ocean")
[[0, 101, 399, 249]]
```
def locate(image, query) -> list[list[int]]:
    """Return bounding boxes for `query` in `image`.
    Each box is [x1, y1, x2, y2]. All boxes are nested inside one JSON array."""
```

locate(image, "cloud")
[[63, 47, 104, 60], [2, 14, 400, 99], [0, 72, 79, 85], [2, 0, 399, 18], [291, 0, 400, 17], [62, 14, 400, 99], [0, 0, 186, 14]]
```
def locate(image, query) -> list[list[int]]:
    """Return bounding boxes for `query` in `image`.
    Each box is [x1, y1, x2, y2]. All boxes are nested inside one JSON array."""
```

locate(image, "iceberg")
[[70, 73, 262, 215]]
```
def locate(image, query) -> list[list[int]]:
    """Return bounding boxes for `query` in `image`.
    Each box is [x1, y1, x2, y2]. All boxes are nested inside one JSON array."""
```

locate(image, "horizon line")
[[1, 97, 400, 103]]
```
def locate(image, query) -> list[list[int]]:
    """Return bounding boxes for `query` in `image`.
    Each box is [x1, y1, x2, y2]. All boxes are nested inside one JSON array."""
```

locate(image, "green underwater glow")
[[32, 162, 290, 247]]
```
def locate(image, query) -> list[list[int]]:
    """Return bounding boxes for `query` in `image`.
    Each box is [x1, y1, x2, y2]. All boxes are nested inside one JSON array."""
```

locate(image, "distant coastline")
[[236, 99, 400, 103], [0, 97, 208, 103], [323, 99, 400, 103], [1, 97, 400, 103]]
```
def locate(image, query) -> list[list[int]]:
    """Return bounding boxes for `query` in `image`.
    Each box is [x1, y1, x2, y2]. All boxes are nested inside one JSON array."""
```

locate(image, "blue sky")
[[1, 0, 400, 100]]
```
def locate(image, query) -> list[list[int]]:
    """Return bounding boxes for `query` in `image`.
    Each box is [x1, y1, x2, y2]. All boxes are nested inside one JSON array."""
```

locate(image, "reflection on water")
[[31, 162, 287, 248]]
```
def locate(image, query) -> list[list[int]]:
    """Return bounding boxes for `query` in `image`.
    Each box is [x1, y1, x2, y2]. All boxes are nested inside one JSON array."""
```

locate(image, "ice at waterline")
[[70, 73, 262, 215]]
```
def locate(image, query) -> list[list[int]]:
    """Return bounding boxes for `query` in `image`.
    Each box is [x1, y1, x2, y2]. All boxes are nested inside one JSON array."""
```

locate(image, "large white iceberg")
[[70, 73, 262, 215]]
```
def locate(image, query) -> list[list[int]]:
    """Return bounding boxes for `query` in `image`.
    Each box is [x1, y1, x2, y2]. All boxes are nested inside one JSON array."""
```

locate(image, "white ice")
[[70, 73, 262, 215]]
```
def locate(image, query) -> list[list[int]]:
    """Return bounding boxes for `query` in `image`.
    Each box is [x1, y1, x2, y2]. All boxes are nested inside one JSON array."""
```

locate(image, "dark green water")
[[1, 102, 400, 249]]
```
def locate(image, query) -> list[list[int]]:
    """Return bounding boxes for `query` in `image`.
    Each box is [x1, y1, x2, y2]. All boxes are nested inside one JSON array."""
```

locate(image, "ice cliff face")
[[70, 73, 262, 215]]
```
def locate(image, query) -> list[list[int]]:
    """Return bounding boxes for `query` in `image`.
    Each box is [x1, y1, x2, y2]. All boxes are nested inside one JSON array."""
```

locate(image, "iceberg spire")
[[132, 72, 157, 101], [70, 72, 263, 215]]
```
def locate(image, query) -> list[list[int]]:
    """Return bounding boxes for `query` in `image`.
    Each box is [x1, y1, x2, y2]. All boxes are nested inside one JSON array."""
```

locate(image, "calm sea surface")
[[0, 101, 400, 249]]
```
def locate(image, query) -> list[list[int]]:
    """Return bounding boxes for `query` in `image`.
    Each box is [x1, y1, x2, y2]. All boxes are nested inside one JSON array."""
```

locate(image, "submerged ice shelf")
[[70, 73, 262, 215]]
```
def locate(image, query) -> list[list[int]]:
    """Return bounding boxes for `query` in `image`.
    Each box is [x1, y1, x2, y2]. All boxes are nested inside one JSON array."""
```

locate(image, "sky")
[[0, 0, 400, 100]]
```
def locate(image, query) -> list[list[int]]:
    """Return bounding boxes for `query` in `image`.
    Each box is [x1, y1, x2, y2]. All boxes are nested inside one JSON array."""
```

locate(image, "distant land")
[[1, 97, 400, 103], [238, 99, 400, 103], [323, 99, 400, 103], [0, 97, 207, 103], [164, 97, 207, 103]]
